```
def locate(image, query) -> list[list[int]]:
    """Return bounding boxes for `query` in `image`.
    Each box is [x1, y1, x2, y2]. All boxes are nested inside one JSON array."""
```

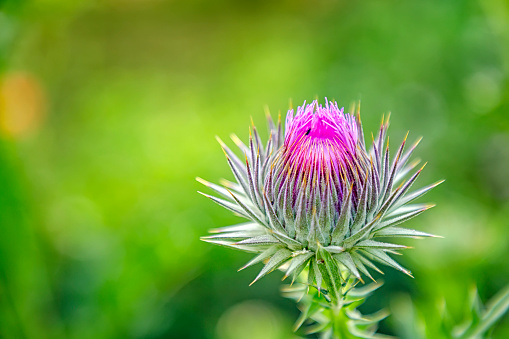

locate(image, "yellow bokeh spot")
[[0, 72, 46, 138]]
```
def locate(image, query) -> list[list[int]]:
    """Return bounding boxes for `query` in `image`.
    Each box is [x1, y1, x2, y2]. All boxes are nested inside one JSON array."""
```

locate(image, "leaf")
[[262, 193, 287, 234], [250, 248, 293, 285], [228, 189, 267, 227], [376, 205, 434, 231], [201, 230, 263, 241], [284, 251, 314, 282], [381, 133, 407, 203], [323, 245, 344, 254], [216, 136, 247, 175], [347, 321, 396, 339], [334, 252, 361, 281], [235, 234, 278, 246], [196, 177, 233, 200], [386, 203, 430, 217], [348, 281, 384, 298], [271, 230, 303, 251], [356, 240, 408, 250], [386, 163, 426, 213], [351, 253, 375, 282], [351, 173, 369, 234], [208, 222, 262, 234], [198, 191, 249, 219], [390, 180, 444, 212], [342, 215, 381, 249], [312, 257, 324, 294], [331, 184, 353, 245], [465, 284, 509, 338], [374, 226, 437, 238], [239, 245, 280, 271], [361, 248, 412, 277], [317, 247, 343, 301], [245, 154, 264, 211]]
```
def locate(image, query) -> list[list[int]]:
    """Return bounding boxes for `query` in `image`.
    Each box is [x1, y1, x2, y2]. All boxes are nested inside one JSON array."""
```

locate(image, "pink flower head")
[[269, 99, 367, 218]]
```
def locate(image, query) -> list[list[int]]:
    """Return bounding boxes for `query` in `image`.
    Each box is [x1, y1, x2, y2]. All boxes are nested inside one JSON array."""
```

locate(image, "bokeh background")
[[0, 0, 509, 338]]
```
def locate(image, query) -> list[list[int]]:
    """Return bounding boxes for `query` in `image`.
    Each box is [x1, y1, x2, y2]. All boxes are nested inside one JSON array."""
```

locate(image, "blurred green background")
[[0, 0, 509, 338]]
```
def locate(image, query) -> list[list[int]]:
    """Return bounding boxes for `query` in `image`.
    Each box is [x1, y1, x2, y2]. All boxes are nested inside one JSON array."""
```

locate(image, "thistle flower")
[[199, 99, 442, 295]]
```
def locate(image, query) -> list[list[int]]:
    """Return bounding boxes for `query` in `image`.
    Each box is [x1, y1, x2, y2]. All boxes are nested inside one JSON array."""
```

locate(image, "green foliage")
[[282, 272, 390, 339], [391, 285, 509, 339]]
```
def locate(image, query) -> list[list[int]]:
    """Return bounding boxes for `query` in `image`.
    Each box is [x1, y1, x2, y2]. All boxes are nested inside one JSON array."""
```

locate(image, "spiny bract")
[[199, 99, 441, 289]]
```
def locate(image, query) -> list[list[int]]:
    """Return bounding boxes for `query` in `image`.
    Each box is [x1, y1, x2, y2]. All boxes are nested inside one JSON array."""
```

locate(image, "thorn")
[[419, 161, 428, 172], [215, 135, 225, 147], [413, 136, 423, 148], [403, 130, 409, 143], [434, 179, 446, 187], [195, 177, 210, 186], [220, 148, 229, 159], [264, 105, 271, 117], [230, 133, 244, 148]]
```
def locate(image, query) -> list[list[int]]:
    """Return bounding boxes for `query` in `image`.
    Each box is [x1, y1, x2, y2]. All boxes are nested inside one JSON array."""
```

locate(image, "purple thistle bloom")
[[199, 99, 441, 289], [269, 100, 367, 224]]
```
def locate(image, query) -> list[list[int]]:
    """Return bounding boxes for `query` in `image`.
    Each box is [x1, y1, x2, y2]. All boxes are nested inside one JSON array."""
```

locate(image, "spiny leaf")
[[227, 189, 267, 227], [250, 248, 293, 285], [356, 240, 409, 250], [239, 245, 280, 271], [208, 222, 261, 234], [198, 191, 249, 219], [216, 136, 247, 175], [361, 248, 412, 277], [245, 154, 264, 211], [235, 234, 278, 246], [262, 192, 287, 234], [334, 252, 361, 281], [331, 184, 353, 245], [357, 253, 384, 275], [391, 179, 444, 211], [284, 251, 314, 282], [342, 215, 381, 249], [377, 204, 434, 231], [348, 280, 384, 298], [201, 230, 264, 241], [271, 230, 303, 251], [351, 253, 375, 282], [465, 284, 509, 338], [323, 245, 344, 254], [196, 177, 232, 200], [351, 172, 370, 234], [318, 247, 343, 301], [374, 226, 438, 238]]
